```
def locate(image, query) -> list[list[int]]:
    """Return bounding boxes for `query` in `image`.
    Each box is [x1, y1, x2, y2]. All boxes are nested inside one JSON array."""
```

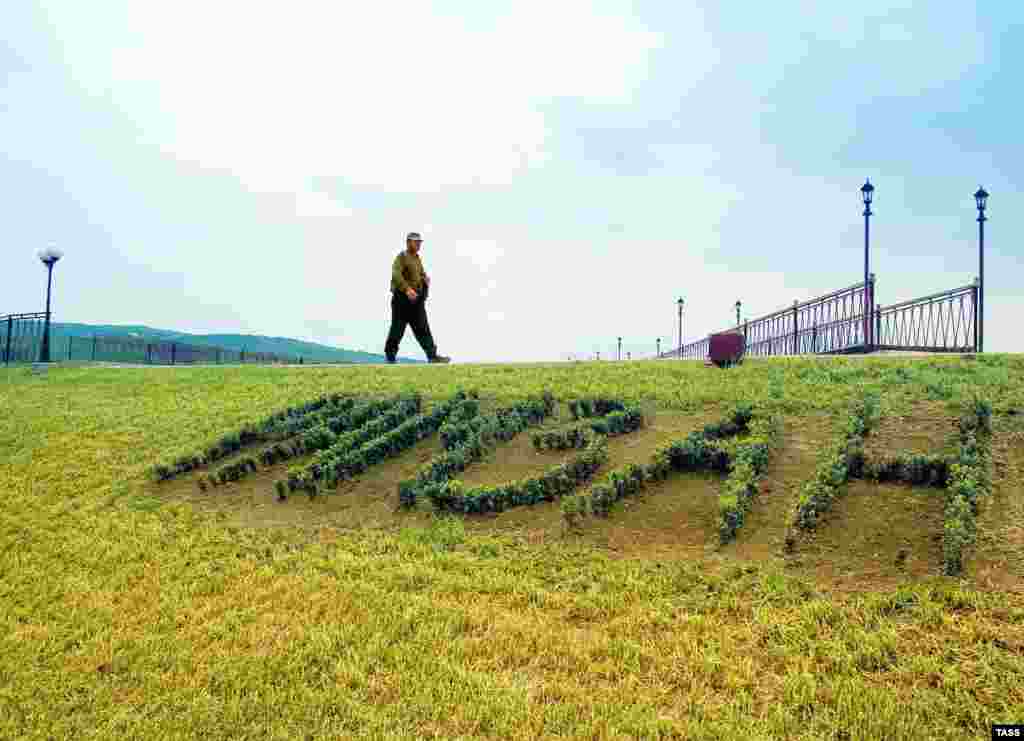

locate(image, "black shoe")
[[428, 355, 451, 364]]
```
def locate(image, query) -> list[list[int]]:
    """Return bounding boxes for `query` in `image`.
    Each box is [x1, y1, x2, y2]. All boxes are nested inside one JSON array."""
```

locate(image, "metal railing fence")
[[3, 315, 320, 366], [654, 275, 979, 361]]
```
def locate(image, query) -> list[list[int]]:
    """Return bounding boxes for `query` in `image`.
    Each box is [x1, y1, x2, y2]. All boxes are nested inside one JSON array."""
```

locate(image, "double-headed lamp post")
[[677, 298, 684, 360], [37, 244, 64, 363], [975, 186, 988, 353], [860, 179, 874, 352]]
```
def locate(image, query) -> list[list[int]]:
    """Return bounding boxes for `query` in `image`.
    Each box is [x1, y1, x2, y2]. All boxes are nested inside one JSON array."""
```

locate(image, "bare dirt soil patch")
[[862, 402, 958, 459], [786, 480, 948, 591]]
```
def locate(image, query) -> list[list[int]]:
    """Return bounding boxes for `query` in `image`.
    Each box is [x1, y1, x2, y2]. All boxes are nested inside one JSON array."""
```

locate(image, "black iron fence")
[[658, 275, 979, 360], [875, 282, 977, 353], [1, 313, 47, 364], [3, 314, 316, 366], [663, 278, 875, 359]]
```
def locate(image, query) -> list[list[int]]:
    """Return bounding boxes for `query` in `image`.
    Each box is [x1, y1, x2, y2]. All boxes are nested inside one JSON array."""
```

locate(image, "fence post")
[[875, 306, 882, 351], [812, 322, 818, 354], [4, 316, 12, 366], [973, 277, 980, 353], [92, 335, 97, 361], [241, 347, 246, 364], [171, 343, 176, 366], [868, 273, 877, 352], [792, 300, 799, 355]]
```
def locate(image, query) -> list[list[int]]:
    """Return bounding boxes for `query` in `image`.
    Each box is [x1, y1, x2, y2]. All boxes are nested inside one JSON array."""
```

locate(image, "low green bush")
[[792, 393, 879, 532], [718, 415, 783, 543], [398, 394, 556, 508], [151, 392, 356, 481], [862, 453, 951, 487], [567, 397, 626, 420], [286, 391, 470, 496], [430, 437, 609, 514], [941, 404, 992, 575], [584, 403, 760, 519]]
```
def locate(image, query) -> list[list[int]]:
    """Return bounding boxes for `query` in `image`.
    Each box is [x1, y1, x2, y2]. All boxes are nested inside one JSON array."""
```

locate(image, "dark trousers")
[[385, 289, 437, 361]]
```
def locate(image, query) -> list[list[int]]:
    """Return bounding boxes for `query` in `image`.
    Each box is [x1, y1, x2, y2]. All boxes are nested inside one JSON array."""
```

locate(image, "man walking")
[[385, 232, 451, 364]]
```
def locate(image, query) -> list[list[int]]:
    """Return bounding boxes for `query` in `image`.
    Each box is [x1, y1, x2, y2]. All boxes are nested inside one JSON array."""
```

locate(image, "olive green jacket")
[[391, 250, 429, 294]]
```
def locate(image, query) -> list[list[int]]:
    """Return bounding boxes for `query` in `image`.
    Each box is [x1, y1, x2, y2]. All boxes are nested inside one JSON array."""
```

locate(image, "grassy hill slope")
[[2, 356, 1022, 739]]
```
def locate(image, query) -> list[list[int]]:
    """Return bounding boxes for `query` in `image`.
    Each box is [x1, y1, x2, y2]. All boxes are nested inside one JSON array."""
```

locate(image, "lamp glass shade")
[[37, 245, 64, 262], [860, 179, 874, 205], [974, 187, 988, 211]]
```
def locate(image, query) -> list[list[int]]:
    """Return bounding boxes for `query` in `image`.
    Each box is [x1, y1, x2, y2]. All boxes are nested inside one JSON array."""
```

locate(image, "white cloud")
[[51, 0, 663, 194], [453, 239, 504, 273], [293, 190, 353, 219]]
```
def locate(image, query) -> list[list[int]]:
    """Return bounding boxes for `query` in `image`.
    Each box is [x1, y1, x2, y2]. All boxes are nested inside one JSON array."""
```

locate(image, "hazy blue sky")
[[3, 1, 1021, 362]]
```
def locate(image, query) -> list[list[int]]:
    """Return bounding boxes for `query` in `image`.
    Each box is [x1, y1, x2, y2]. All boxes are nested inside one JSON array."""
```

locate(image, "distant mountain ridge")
[[49, 323, 422, 364]]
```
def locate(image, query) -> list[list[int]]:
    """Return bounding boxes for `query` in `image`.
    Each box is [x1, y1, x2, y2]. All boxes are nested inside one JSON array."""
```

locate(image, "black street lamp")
[[656, 337, 661, 358], [618, 336, 622, 361], [677, 297, 684, 360], [975, 186, 988, 353], [37, 244, 64, 363], [735, 300, 741, 327], [861, 179, 874, 352]]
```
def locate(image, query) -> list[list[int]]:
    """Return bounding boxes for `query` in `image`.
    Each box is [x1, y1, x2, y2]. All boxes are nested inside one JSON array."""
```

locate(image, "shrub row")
[[151, 393, 356, 481], [791, 392, 881, 531], [590, 406, 645, 436], [530, 405, 646, 452], [943, 398, 993, 576], [428, 437, 609, 514], [532, 422, 591, 451], [861, 453, 951, 487], [438, 395, 547, 451], [281, 396, 424, 488], [717, 415, 784, 543], [261, 395, 358, 442], [199, 456, 259, 491], [566, 403, 757, 519], [284, 391, 473, 497], [196, 396, 409, 491], [567, 397, 626, 420], [257, 396, 408, 468], [398, 394, 556, 508]]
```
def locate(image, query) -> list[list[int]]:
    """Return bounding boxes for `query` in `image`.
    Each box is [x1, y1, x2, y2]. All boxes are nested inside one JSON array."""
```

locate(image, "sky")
[[3, 1, 1021, 362]]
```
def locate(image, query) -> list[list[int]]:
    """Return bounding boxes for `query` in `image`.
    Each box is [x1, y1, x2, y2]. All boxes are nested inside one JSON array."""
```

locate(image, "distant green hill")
[[49, 323, 422, 364]]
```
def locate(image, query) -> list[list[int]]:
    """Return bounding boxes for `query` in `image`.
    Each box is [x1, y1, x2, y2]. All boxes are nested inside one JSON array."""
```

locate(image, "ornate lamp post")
[[37, 244, 64, 363], [617, 336, 622, 361], [677, 297, 684, 360], [735, 300, 741, 327], [656, 337, 661, 358], [974, 186, 988, 353], [860, 179, 874, 352]]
